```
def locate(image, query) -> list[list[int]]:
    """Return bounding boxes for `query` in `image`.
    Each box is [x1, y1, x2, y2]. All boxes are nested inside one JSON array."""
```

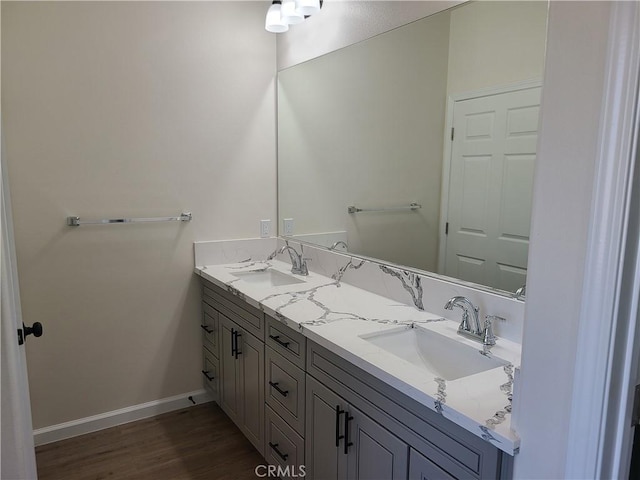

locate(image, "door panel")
[[444, 86, 541, 292], [1, 140, 38, 479], [409, 448, 456, 480], [239, 330, 264, 455], [347, 405, 409, 480], [305, 376, 347, 480], [218, 314, 240, 424]]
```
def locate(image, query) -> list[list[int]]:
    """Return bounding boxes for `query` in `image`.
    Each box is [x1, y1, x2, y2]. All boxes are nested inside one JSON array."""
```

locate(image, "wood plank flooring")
[[35, 402, 265, 480]]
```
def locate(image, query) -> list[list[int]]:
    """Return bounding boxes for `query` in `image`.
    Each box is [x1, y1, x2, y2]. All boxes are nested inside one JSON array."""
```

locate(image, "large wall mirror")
[[278, 1, 549, 296]]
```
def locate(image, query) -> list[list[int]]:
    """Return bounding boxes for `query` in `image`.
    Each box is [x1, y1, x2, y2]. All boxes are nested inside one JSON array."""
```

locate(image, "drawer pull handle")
[[200, 325, 214, 334], [268, 381, 289, 397], [269, 334, 291, 349], [335, 405, 345, 447], [344, 412, 354, 454], [268, 442, 289, 461], [201, 370, 214, 381]]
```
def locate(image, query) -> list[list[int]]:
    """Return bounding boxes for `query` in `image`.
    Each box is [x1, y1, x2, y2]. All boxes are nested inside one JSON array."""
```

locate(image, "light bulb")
[[295, 0, 320, 16], [265, 1, 289, 33], [282, 0, 304, 25]]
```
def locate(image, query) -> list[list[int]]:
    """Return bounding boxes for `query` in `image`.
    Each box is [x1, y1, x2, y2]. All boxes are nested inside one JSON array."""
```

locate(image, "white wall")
[[446, 1, 548, 95], [515, 2, 613, 478], [1, 1, 276, 429], [277, 0, 462, 70]]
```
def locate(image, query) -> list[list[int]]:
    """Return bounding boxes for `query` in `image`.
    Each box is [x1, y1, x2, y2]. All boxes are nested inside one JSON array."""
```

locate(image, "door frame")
[[563, 1, 640, 477], [437, 79, 543, 277]]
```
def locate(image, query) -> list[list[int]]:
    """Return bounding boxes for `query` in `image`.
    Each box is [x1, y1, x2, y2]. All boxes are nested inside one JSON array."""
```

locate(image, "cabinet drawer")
[[410, 447, 456, 480], [202, 347, 219, 402], [265, 405, 305, 477], [266, 347, 305, 436], [266, 315, 306, 369], [202, 302, 219, 356], [203, 281, 264, 340]]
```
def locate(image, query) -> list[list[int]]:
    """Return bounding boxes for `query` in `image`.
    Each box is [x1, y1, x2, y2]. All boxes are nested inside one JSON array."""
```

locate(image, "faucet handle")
[[483, 315, 502, 346]]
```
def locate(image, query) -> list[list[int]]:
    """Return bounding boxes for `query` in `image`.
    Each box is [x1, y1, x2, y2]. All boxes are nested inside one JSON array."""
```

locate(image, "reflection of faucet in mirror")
[[276, 245, 309, 276], [329, 241, 348, 251], [514, 284, 526, 299], [444, 296, 484, 341], [265, 248, 278, 261]]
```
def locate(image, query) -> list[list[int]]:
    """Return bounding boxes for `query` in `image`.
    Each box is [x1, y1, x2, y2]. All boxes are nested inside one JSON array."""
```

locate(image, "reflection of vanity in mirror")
[[278, 1, 548, 296]]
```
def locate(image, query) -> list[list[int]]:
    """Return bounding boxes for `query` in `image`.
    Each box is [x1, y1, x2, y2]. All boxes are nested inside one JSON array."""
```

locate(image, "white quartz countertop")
[[195, 259, 521, 455]]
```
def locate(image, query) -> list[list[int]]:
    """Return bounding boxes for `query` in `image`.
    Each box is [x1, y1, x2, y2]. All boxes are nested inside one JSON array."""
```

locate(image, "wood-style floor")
[[35, 403, 265, 480]]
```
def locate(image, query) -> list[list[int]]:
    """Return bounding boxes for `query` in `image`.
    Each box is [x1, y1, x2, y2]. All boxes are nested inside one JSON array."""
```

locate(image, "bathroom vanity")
[[195, 246, 521, 479]]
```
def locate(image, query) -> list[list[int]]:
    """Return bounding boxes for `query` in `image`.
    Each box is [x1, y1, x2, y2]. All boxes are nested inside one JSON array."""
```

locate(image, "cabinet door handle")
[[335, 405, 345, 447], [268, 381, 289, 397], [344, 412, 354, 454], [268, 442, 289, 461], [200, 324, 214, 334], [201, 370, 214, 382], [269, 334, 291, 349], [230, 328, 237, 357], [234, 331, 242, 359]]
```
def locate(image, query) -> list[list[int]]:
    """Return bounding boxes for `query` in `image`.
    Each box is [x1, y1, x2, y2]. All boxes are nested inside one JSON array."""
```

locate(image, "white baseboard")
[[33, 389, 213, 446]]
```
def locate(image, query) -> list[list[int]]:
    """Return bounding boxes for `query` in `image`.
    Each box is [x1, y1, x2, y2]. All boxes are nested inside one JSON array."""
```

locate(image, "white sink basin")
[[359, 325, 508, 381], [231, 269, 306, 288]]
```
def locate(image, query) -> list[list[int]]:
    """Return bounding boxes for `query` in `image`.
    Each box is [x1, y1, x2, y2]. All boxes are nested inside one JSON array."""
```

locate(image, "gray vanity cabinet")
[[220, 314, 264, 454], [347, 405, 409, 480], [409, 448, 456, 480], [306, 375, 408, 480], [306, 341, 510, 480], [305, 375, 348, 479], [202, 346, 219, 401], [199, 278, 511, 479], [218, 312, 265, 456], [201, 302, 220, 401], [264, 317, 308, 476]]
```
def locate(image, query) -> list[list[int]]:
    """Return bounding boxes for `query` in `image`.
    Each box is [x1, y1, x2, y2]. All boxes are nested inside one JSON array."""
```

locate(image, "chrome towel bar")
[[347, 203, 421, 214], [67, 212, 192, 227]]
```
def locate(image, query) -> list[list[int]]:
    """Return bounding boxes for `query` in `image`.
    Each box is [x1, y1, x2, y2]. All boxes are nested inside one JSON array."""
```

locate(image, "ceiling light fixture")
[[265, 0, 289, 33], [265, 0, 323, 33]]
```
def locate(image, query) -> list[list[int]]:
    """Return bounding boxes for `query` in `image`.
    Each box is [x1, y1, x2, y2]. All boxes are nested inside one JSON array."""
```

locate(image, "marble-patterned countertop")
[[195, 259, 521, 455]]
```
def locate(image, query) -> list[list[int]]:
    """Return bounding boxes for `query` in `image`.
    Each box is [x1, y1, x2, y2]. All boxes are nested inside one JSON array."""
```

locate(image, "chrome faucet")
[[277, 245, 309, 276], [444, 296, 499, 345], [328, 240, 348, 251], [444, 296, 481, 336], [514, 284, 526, 299]]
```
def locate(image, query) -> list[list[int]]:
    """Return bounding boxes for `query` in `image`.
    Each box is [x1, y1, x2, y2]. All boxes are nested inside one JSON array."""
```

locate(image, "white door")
[[443, 86, 541, 292], [1, 128, 38, 479]]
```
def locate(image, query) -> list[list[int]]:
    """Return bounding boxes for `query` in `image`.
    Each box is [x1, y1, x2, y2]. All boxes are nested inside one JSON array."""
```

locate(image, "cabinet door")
[[346, 405, 409, 480], [305, 376, 348, 480], [219, 314, 240, 424], [238, 328, 265, 456], [409, 448, 456, 480]]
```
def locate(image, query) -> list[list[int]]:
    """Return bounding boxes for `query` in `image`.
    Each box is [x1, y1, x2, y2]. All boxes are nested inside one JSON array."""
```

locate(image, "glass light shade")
[[265, 2, 289, 33], [295, 0, 321, 16], [282, 0, 304, 25]]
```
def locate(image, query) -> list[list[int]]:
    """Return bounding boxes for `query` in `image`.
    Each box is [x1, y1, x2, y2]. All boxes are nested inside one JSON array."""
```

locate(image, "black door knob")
[[23, 322, 43, 339]]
